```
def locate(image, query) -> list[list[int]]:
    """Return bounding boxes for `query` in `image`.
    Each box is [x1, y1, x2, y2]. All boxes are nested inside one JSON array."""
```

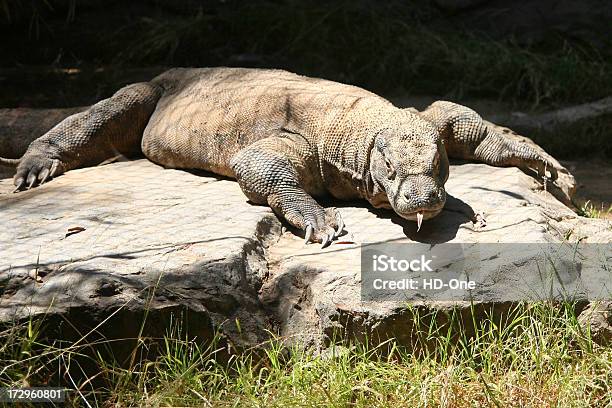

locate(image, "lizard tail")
[[0, 157, 21, 167]]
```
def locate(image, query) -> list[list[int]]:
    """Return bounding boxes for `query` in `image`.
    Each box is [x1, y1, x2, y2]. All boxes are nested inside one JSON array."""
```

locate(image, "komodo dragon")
[[0, 68, 557, 247]]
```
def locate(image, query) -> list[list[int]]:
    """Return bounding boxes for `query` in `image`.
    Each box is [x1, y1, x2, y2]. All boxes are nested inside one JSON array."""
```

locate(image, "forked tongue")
[[416, 211, 423, 232]]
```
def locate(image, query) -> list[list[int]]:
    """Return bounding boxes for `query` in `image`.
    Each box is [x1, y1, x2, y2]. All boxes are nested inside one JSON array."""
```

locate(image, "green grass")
[[577, 200, 612, 219], [1, 302, 610, 407]]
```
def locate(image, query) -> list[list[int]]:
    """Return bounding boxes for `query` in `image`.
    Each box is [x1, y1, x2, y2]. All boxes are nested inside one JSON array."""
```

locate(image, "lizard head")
[[368, 120, 449, 230]]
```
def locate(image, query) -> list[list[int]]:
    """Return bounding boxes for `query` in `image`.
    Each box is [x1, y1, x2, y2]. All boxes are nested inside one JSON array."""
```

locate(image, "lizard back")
[[141, 67, 391, 177]]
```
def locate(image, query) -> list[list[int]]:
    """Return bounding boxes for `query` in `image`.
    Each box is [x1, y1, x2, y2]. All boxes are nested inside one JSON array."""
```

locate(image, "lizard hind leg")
[[12, 82, 162, 191]]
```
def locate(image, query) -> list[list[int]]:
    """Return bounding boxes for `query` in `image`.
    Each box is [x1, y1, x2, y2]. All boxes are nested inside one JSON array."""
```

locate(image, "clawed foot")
[[13, 155, 65, 192], [302, 207, 344, 248], [475, 131, 559, 185], [523, 156, 558, 183]]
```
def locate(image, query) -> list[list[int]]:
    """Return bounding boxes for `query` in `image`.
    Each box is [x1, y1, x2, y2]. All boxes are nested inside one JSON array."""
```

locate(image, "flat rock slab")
[[0, 160, 279, 346], [1, 160, 610, 348], [262, 164, 611, 346]]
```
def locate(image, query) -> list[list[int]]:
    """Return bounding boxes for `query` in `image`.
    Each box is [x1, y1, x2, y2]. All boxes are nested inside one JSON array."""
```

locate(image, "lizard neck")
[[319, 105, 402, 201], [346, 127, 378, 200], [348, 107, 412, 202]]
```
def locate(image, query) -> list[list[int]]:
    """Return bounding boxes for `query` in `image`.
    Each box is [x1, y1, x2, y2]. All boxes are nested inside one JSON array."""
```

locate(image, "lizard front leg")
[[230, 137, 343, 248], [4, 82, 162, 191], [418, 101, 558, 181]]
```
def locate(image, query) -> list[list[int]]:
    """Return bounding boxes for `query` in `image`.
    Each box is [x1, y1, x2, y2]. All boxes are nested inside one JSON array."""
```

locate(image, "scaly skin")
[[0, 68, 557, 247], [419, 101, 558, 180]]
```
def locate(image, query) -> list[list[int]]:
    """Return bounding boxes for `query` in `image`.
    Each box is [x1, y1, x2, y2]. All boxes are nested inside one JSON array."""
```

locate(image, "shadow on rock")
[[354, 194, 477, 244]]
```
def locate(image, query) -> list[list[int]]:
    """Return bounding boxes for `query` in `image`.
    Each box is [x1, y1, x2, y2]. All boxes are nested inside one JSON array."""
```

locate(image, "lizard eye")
[[385, 157, 396, 179]]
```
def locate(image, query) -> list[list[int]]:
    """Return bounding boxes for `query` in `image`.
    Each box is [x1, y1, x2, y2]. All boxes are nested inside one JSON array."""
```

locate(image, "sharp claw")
[[26, 176, 36, 190], [13, 178, 25, 193], [49, 159, 60, 177], [321, 234, 330, 248], [39, 168, 51, 184], [335, 212, 344, 237], [536, 160, 557, 182], [304, 224, 313, 244], [547, 163, 558, 181], [416, 212, 423, 232]]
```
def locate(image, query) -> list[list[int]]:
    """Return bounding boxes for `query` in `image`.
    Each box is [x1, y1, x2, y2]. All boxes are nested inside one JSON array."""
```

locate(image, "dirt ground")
[[562, 159, 612, 219]]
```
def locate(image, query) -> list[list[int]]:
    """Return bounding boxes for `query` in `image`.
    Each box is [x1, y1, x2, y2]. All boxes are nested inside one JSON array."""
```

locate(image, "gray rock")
[[0, 161, 281, 349], [1, 113, 610, 350], [259, 164, 611, 348], [579, 301, 612, 345]]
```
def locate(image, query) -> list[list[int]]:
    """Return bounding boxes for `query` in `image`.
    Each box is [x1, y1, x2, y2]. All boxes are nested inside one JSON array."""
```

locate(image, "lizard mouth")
[[399, 208, 443, 231]]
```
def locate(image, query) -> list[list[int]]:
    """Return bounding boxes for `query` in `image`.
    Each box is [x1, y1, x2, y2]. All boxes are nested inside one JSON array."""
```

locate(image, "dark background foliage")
[[0, 0, 610, 157], [1, 0, 611, 105]]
